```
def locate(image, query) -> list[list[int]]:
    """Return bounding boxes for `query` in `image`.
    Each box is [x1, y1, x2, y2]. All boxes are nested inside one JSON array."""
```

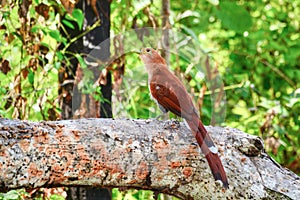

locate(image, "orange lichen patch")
[[55, 128, 63, 138], [0, 148, 7, 157], [76, 144, 90, 161], [52, 163, 64, 172], [69, 129, 82, 141], [71, 129, 79, 136], [153, 138, 169, 149], [28, 163, 44, 177], [56, 124, 65, 128], [125, 147, 132, 153], [89, 139, 126, 179], [49, 168, 67, 183], [152, 137, 171, 171], [49, 162, 72, 183], [90, 160, 125, 180], [110, 164, 124, 174], [57, 135, 72, 143], [170, 161, 181, 168], [54, 128, 79, 146], [241, 157, 247, 163], [127, 179, 138, 184], [182, 167, 193, 178], [127, 138, 133, 144], [35, 145, 45, 152], [116, 172, 126, 179], [105, 142, 126, 175], [33, 131, 50, 147], [180, 144, 199, 157], [45, 146, 59, 157], [125, 139, 133, 152], [19, 139, 30, 152], [90, 160, 109, 177], [136, 161, 149, 180]]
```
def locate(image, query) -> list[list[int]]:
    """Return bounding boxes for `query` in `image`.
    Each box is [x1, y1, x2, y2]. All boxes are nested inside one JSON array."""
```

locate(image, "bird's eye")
[[146, 48, 151, 53]]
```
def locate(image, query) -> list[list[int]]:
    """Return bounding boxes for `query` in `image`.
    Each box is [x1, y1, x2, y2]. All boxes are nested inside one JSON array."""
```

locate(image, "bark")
[[0, 118, 299, 199]]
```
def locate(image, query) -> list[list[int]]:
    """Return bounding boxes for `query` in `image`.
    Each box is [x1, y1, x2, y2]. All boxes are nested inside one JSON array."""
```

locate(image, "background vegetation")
[[0, 0, 299, 199]]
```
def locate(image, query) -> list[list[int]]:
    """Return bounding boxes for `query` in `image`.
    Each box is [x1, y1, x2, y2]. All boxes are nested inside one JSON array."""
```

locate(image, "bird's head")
[[139, 47, 166, 65]]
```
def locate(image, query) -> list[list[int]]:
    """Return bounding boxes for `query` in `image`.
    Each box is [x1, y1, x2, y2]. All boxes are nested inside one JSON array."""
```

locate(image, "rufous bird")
[[139, 47, 229, 188]]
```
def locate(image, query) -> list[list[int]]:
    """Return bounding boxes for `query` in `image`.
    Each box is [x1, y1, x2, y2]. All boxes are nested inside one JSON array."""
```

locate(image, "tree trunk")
[[161, 0, 170, 65], [0, 118, 299, 200], [59, 0, 112, 198]]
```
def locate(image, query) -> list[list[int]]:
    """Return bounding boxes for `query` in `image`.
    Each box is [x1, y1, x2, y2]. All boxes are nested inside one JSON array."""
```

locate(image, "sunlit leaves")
[[62, 19, 75, 29], [72, 9, 84, 29], [62, 9, 84, 30], [28, 69, 34, 85], [74, 53, 87, 69], [48, 29, 62, 42], [216, 1, 252, 33]]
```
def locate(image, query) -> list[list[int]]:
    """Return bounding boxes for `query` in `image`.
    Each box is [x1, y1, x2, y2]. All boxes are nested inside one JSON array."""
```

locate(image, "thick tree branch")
[[0, 118, 299, 199]]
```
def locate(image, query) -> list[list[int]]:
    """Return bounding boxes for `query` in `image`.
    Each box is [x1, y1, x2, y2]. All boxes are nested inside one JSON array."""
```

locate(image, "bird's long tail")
[[186, 115, 229, 189]]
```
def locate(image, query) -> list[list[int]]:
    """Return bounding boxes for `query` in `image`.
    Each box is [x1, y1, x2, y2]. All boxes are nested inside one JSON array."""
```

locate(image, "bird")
[[138, 47, 229, 189]]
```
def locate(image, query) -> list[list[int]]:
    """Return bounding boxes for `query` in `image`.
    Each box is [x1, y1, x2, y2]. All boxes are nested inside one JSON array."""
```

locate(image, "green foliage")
[[0, 0, 85, 120], [0, 190, 23, 200], [0, 189, 65, 200], [49, 194, 65, 200], [112, 189, 178, 200], [216, 1, 252, 33], [209, 0, 300, 170]]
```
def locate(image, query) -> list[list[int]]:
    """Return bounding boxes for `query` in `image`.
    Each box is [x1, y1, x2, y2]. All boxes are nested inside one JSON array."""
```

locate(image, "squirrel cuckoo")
[[139, 47, 229, 188]]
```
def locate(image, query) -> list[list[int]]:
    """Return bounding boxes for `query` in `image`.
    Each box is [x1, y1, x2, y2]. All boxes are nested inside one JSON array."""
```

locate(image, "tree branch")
[[0, 118, 299, 199]]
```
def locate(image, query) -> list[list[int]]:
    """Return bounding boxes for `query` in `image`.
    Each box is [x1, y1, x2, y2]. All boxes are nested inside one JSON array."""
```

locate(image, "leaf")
[[62, 19, 75, 30], [285, 44, 300, 66], [2, 11, 10, 18], [72, 9, 84, 30], [132, 0, 151, 16], [28, 69, 34, 85], [31, 25, 41, 33], [3, 190, 19, 199], [50, 194, 65, 200], [176, 10, 200, 21], [180, 24, 199, 42], [56, 51, 64, 61], [207, 0, 219, 6], [48, 29, 61, 42], [216, 2, 252, 33], [54, 62, 61, 70], [75, 54, 87, 69]]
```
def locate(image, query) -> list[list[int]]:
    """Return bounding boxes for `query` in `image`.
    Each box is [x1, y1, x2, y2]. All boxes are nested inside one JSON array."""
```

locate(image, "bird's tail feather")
[[186, 116, 229, 188], [205, 151, 229, 188]]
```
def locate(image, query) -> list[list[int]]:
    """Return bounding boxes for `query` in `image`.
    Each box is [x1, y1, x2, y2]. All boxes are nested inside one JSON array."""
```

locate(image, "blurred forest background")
[[0, 0, 299, 199]]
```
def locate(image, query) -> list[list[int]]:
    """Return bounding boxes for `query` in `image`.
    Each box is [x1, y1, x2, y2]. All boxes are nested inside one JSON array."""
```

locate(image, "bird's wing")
[[150, 81, 194, 120]]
